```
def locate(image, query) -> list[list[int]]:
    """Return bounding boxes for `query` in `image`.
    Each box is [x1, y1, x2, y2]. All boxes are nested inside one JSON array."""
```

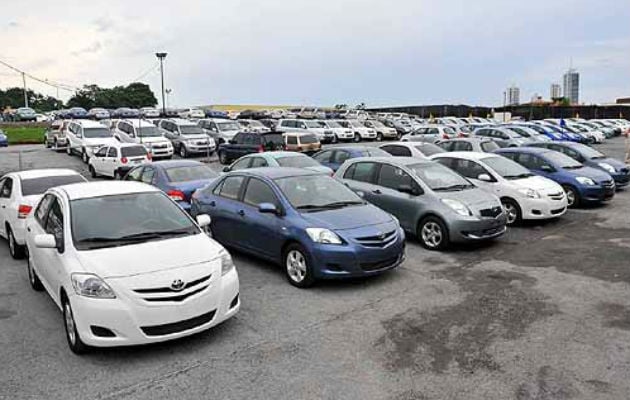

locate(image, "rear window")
[[276, 156, 320, 168], [262, 133, 284, 144], [121, 146, 147, 157], [164, 165, 218, 182], [480, 141, 500, 152], [21, 175, 86, 196], [300, 134, 318, 144]]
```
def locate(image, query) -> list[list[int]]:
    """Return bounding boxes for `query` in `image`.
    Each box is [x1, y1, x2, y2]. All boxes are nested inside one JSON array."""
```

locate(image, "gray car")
[[473, 126, 532, 147], [335, 157, 507, 250], [436, 137, 501, 153]]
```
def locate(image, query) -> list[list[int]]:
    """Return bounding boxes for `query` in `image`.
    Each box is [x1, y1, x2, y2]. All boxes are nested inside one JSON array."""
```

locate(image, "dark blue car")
[[311, 146, 392, 172], [122, 160, 219, 211], [191, 168, 405, 287], [528, 141, 629, 189], [0, 130, 8, 147], [67, 107, 89, 119], [495, 147, 615, 207]]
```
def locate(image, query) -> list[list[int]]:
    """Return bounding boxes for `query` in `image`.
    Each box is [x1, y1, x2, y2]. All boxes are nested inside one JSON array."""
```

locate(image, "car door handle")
[[27, 227, 31, 232], [372, 189, 382, 194], [237, 210, 245, 216]]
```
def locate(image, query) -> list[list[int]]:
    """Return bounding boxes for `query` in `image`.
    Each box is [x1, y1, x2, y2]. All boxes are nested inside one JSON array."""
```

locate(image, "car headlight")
[[71, 273, 116, 298], [598, 163, 616, 173], [306, 228, 343, 244], [219, 249, 235, 276], [517, 188, 541, 199], [441, 199, 473, 216], [576, 176, 596, 186]]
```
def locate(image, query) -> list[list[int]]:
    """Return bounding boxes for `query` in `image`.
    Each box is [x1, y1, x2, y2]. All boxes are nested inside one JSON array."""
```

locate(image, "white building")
[[550, 83, 562, 99], [563, 69, 580, 104]]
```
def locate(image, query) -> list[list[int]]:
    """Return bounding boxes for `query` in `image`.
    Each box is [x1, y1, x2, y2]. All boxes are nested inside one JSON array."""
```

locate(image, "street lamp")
[[155, 52, 167, 116]]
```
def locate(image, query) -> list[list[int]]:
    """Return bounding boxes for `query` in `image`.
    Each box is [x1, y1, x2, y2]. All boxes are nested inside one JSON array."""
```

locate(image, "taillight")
[[443, 134, 449, 139], [18, 204, 32, 219], [258, 145, 264, 153], [121, 157, 128, 164], [167, 190, 185, 202]]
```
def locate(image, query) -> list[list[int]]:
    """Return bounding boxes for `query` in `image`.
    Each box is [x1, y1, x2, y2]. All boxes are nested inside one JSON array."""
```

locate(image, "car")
[[112, 119, 174, 159], [190, 168, 405, 287], [283, 131, 321, 154], [527, 141, 630, 189], [65, 119, 118, 163], [123, 160, 220, 212], [436, 137, 500, 153], [217, 131, 285, 165], [567, 123, 604, 144], [502, 125, 551, 142], [204, 109, 229, 119], [158, 118, 216, 158], [44, 120, 69, 150], [14, 107, 37, 122], [24, 181, 239, 353], [237, 119, 271, 133], [179, 108, 206, 119], [473, 127, 532, 147], [335, 157, 507, 250], [379, 142, 445, 158], [532, 121, 582, 142], [67, 107, 89, 119], [495, 147, 616, 207], [316, 120, 354, 142], [512, 122, 564, 141], [139, 107, 160, 118], [112, 108, 141, 119], [0, 130, 7, 147], [276, 119, 336, 143], [431, 152, 568, 225], [362, 120, 399, 141], [198, 118, 242, 144], [222, 151, 333, 175], [335, 120, 377, 142], [580, 121, 615, 139], [0, 169, 87, 259], [88, 143, 152, 179], [87, 108, 110, 120], [382, 118, 413, 136], [311, 146, 392, 172], [401, 125, 458, 143]]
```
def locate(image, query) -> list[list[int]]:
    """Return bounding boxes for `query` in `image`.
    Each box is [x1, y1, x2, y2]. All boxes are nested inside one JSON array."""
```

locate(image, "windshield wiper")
[[563, 166, 582, 170], [296, 201, 363, 212], [504, 173, 533, 179], [433, 184, 472, 192]]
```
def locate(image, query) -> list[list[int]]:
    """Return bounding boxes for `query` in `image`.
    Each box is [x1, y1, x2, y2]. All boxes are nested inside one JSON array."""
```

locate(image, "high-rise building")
[[563, 69, 579, 104], [550, 83, 562, 99], [506, 85, 520, 105]]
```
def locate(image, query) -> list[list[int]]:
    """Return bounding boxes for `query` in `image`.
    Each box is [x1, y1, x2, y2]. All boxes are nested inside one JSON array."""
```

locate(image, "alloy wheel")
[[421, 222, 443, 249], [565, 188, 576, 207], [8, 231, 15, 257], [64, 303, 77, 347], [286, 250, 307, 283], [503, 202, 518, 225]]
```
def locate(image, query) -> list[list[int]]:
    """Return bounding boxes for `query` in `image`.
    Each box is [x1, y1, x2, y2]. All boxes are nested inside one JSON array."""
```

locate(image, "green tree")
[[66, 82, 158, 109], [0, 87, 62, 112]]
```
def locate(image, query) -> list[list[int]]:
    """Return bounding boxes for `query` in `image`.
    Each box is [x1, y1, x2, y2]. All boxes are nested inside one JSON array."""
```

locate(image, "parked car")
[[217, 131, 286, 165], [379, 142, 444, 158], [67, 107, 89, 119], [112, 108, 141, 119], [0, 169, 86, 259], [112, 119, 173, 159], [179, 108, 206, 119], [362, 120, 399, 141], [204, 109, 229, 119], [513, 122, 564, 141], [14, 107, 37, 122], [311, 146, 392, 172], [191, 168, 405, 287], [276, 119, 335, 143], [222, 151, 333, 175], [65, 119, 118, 163], [527, 141, 630, 189], [123, 160, 220, 212], [431, 152, 567, 225], [139, 107, 160, 118], [0, 130, 7, 147], [502, 125, 551, 142], [198, 118, 242, 144], [495, 147, 615, 207], [237, 119, 271, 133], [316, 120, 354, 142], [283, 132, 321, 154], [335, 157, 507, 250], [335, 120, 377, 142], [436, 137, 500, 153], [473, 127, 532, 147], [401, 125, 458, 143], [88, 143, 151, 179], [44, 120, 69, 150], [87, 108, 110, 120], [158, 118, 216, 158]]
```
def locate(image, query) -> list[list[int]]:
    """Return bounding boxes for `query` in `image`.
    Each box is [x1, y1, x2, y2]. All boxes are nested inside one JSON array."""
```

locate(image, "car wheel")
[[501, 198, 521, 225], [62, 297, 89, 355], [66, 145, 72, 156], [26, 248, 44, 291], [417, 217, 449, 251], [179, 145, 188, 158], [7, 226, 25, 259], [376, 133, 383, 142], [353, 133, 361, 143], [562, 185, 580, 208], [219, 151, 229, 165], [331, 134, 338, 144], [45, 139, 51, 148], [114, 169, 122, 180], [81, 149, 88, 164], [283, 243, 315, 288], [89, 165, 97, 178]]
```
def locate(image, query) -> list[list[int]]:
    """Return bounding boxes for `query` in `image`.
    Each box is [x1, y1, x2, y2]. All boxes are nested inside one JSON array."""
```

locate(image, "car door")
[[516, 153, 555, 180], [140, 166, 157, 187], [340, 161, 380, 202], [27, 194, 56, 294], [38, 196, 67, 301], [123, 166, 144, 182], [0, 177, 12, 238], [207, 176, 246, 246], [372, 164, 424, 232], [91, 147, 108, 175], [239, 177, 284, 258], [331, 150, 351, 171], [451, 158, 500, 195], [104, 147, 118, 177]]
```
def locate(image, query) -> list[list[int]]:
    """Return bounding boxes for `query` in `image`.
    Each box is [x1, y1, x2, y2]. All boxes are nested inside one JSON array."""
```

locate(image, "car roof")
[[230, 167, 320, 179], [496, 147, 549, 155], [55, 181, 159, 200], [8, 169, 82, 180], [346, 156, 431, 166], [434, 151, 500, 161], [258, 151, 304, 159], [68, 119, 106, 128], [117, 119, 156, 127], [444, 137, 492, 142], [152, 160, 205, 169], [167, 118, 196, 126]]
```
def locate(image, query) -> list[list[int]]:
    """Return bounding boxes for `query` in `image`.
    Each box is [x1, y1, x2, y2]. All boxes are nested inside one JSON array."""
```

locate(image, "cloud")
[[93, 17, 114, 32], [71, 42, 103, 56]]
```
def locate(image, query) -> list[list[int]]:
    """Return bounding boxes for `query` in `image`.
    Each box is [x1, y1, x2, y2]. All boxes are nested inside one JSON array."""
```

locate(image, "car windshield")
[[136, 126, 162, 137], [21, 175, 86, 196], [337, 121, 350, 128], [262, 133, 285, 145], [502, 129, 521, 138], [415, 143, 445, 156], [180, 126, 204, 135], [276, 155, 320, 168], [506, 127, 531, 137], [482, 156, 533, 179], [83, 128, 112, 138], [299, 134, 319, 144], [444, 127, 456, 135], [121, 146, 147, 157], [71, 192, 199, 250], [248, 120, 264, 127], [324, 120, 341, 128], [304, 121, 322, 128], [348, 120, 366, 127], [165, 165, 219, 182], [408, 162, 474, 191], [572, 144, 606, 159], [544, 151, 583, 169], [369, 120, 385, 128], [275, 175, 363, 211], [361, 148, 392, 157], [218, 122, 240, 131]]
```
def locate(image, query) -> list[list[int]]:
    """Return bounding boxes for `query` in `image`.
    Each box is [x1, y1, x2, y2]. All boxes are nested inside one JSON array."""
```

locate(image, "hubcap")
[[421, 222, 443, 248], [286, 250, 307, 283], [180, 147, 185, 157], [64, 303, 76, 346], [503, 202, 518, 224], [9, 232, 14, 255], [28, 258, 35, 285], [565, 189, 575, 206]]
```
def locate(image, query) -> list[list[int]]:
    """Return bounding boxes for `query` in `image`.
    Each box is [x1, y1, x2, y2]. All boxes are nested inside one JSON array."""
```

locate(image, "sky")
[[1, 0, 629, 108]]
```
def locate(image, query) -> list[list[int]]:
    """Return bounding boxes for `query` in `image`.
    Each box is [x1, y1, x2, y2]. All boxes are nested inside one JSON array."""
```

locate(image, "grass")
[[2, 127, 45, 145]]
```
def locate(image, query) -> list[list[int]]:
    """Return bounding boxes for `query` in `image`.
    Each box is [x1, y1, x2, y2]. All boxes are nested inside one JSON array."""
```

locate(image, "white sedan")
[[88, 143, 152, 179], [25, 181, 240, 354]]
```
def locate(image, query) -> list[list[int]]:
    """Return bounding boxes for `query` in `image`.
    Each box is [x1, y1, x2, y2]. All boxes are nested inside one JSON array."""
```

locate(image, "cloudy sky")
[[1, 0, 629, 108]]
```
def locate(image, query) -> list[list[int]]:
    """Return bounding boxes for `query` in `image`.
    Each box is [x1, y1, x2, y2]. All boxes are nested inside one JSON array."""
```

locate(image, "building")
[[506, 86, 520, 106], [616, 97, 630, 105], [563, 69, 580, 104], [550, 83, 562, 99]]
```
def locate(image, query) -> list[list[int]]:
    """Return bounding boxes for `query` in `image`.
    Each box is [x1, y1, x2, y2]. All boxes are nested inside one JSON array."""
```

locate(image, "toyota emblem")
[[170, 279, 185, 291]]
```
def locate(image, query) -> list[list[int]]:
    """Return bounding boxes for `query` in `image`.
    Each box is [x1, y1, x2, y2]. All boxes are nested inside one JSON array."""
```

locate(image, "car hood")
[[592, 157, 627, 171], [434, 187, 500, 208], [566, 166, 613, 182], [83, 137, 118, 147], [138, 136, 170, 145], [510, 175, 562, 193], [182, 134, 209, 140], [75, 233, 224, 279], [300, 204, 393, 230]]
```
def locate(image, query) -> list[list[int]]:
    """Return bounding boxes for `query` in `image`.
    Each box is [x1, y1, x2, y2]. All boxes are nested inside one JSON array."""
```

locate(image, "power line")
[[129, 62, 159, 83], [0, 57, 79, 92]]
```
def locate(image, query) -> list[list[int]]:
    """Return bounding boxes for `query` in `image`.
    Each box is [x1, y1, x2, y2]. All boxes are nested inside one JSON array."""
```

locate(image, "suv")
[[140, 107, 160, 118], [44, 120, 69, 150], [88, 143, 152, 179], [198, 118, 241, 144], [112, 119, 173, 159], [158, 118, 216, 158], [179, 108, 205, 119], [335, 119, 377, 142], [217, 131, 285, 164], [473, 127, 531, 147], [283, 132, 321, 154], [362, 120, 399, 141], [65, 119, 118, 163], [277, 119, 335, 143]]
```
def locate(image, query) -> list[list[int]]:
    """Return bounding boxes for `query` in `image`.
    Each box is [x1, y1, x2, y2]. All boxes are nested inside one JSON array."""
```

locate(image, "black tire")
[[353, 133, 361, 143], [283, 243, 315, 288], [89, 165, 97, 179], [26, 247, 44, 291], [45, 139, 51, 149], [331, 134, 338, 144], [66, 145, 72, 156], [501, 198, 522, 226], [81, 149, 89, 164], [114, 169, 122, 180], [376, 132, 383, 142], [62, 296, 89, 355], [7, 226, 25, 259], [219, 151, 229, 165], [417, 216, 449, 251], [562, 185, 580, 208], [179, 145, 188, 158]]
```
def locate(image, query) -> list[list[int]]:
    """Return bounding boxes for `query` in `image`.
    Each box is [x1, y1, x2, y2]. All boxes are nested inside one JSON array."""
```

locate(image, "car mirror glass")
[[222, 166, 231, 173], [540, 165, 553, 172], [477, 173, 493, 182], [196, 214, 211, 227], [258, 202, 278, 215]]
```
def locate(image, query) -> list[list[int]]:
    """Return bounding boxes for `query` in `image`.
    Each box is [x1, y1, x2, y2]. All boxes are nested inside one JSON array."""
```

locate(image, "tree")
[[0, 87, 62, 112], [66, 82, 158, 109]]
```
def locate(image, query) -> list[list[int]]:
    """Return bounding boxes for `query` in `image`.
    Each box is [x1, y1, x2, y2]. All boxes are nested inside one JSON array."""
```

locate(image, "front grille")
[[141, 309, 216, 336], [134, 274, 211, 294], [480, 206, 502, 218], [143, 286, 208, 303], [601, 180, 615, 189], [464, 225, 505, 238], [548, 192, 565, 201], [152, 144, 167, 149], [551, 207, 565, 215], [355, 230, 398, 248], [360, 255, 400, 272]]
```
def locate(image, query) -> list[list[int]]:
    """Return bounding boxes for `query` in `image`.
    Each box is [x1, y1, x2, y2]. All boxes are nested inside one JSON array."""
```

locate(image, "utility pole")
[[22, 72, 28, 108], [155, 52, 168, 116]]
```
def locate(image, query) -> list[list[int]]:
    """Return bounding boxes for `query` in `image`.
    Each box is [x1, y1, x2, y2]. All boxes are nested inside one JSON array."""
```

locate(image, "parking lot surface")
[[2, 139, 630, 400]]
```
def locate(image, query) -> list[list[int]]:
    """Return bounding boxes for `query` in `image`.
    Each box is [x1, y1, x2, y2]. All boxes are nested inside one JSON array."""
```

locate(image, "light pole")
[[22, 72, 28, 108], [155, 52, 167, 116]]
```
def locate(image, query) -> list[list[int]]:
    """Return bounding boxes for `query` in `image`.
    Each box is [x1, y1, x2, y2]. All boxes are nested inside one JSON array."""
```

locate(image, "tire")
[[417, 216, 449, 251], [283, 243, 315, 288], [66, 145, 72, 156], [562, 185, 580, 208], [7, 226, 25, 259], [62, 297, 89, 355], [89, 165, 97, 178], [27, 248, 44, 291], [331, 134, 338, 144], [179, 145, 188, 158], [501, 198, 521, 225], [376, 132, 383, 142], [219, 151, 229, 165], [45, 139, 51, 149], [353, 133, 361, 143], [81, 149, 89, 164], [114, 170, 123, 180]]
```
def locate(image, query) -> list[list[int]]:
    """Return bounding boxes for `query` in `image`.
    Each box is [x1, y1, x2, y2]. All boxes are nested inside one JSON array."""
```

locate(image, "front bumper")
[[148, 146, 174, 158], [185, 143, 216, 153], [519, 196, 568, 220], [449, 216, 507, 242], [611, 171, 630, 188], [579, 184, 615, 203]]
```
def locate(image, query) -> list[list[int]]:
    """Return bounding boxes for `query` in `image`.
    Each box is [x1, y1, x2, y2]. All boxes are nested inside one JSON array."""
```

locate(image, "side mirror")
[[258, 202, 279, 215], [398, 184, 420, 196], [228, 139, 236, 144], [222, 166, 231, 173], [34, 234, 57, 249], [196, 214, 211, 228], [477, 173, 493, 182], [540, 165, 554, 172]]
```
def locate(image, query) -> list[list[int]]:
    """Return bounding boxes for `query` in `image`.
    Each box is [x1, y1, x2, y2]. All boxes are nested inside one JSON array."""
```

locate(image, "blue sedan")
[[0, 130, 8, 147], [191, 168, 405, 287], [495, 147, 615, 207], [311, 146, 392, 172], [122, 160, 219, 211], [527, 141, 629, 189]]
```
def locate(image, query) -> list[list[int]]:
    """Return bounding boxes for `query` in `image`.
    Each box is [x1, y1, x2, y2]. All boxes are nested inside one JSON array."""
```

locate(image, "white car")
[[198, 118, 241, 144], [362, 120, 399, 141], [237, 119, 271, 133], [24, 181, 240, 354], [179, 108, 206, 119], [140, 107, 161, 118], [0, 169, 86, 259], [430, 152, 568, 225], [379, 141, 445, 158], [88, 143, 152, 179], [65, 119, 118, 163], [316, 120, 354, 142], [276, 119, 335, 143], [112, 119, 173, 159], [335, 119, 377, 142]]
